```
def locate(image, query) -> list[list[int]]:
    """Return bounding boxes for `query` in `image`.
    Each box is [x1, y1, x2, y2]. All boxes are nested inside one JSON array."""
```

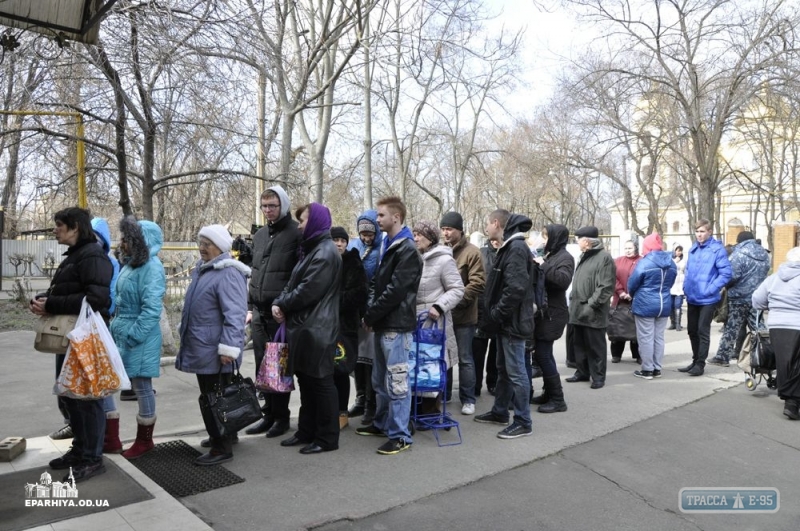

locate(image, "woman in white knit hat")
[[752, 246, 800, 420], [175, 224, 252, 465]]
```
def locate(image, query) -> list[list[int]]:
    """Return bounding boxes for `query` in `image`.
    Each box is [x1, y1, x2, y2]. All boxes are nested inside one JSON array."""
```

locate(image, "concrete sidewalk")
[[2, 326, 793, 530]]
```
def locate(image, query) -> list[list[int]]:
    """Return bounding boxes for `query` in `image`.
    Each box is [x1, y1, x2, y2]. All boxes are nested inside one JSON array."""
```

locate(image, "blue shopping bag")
[[409, 311, 445, 389]]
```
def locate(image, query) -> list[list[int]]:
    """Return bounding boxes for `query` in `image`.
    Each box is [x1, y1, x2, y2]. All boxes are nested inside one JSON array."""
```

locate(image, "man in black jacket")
[[245, 185, 301, 438], [356, 196, 422, 455], [475, 210, 535, 439]]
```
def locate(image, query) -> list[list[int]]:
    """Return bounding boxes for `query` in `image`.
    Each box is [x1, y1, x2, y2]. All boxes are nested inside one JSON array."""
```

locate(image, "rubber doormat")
[[126, 439, 244, 497]]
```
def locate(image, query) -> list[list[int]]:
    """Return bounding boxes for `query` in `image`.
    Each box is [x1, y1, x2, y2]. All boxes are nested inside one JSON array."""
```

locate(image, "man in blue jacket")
[[679, 219, 732, 376]]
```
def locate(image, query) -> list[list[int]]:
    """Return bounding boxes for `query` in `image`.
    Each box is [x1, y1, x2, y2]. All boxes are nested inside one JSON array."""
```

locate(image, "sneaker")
[[461, 403, 475, 415], [652, 370, 662, 378], [474, 411, 509, 425], [120, 389, 137, 401], [708, 357, 730, 367], [376, 439, 411, 455], [65, 460, 106, 482], [49, 424, 73, 440], [497, 422, 532, 439], [355, 425, 384, 437], [49, 450, 82, 470], [634, 370, 653, 380]]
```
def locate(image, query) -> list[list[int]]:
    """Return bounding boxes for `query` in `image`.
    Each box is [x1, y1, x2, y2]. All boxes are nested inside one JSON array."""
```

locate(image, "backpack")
[[531, 256, 548, 318]]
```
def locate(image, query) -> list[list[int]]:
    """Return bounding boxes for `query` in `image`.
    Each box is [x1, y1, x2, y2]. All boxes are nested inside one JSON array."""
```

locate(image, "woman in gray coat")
[[175, 225, 250, 466]]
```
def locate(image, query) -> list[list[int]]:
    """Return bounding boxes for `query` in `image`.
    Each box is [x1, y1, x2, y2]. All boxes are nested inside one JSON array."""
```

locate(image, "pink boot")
[[103, 412, 123, 454], [122, 415, 156, 460]]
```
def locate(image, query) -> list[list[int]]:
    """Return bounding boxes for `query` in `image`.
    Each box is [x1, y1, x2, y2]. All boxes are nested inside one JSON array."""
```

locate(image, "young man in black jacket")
[[475, 209, 535, 439], [245, 185, 301, 438], [356, 196, 422, 455]]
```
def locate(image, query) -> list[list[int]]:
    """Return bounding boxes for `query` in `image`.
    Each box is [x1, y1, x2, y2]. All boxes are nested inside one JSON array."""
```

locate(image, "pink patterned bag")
[[255, 323, 294, 393]]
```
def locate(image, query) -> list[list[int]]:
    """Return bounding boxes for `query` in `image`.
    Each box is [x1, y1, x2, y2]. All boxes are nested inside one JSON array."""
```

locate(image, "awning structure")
[[0, 0, 118, 44]]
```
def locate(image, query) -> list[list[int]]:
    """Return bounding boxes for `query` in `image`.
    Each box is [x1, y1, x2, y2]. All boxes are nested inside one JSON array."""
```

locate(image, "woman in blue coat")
[[628, 233, 677, 380], [108, 217, 166, 459], [176, 224, 250, 465]]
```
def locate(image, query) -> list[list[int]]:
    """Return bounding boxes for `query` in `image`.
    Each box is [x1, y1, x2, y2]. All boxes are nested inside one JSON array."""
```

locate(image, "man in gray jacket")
[[566, 226, 616, 389]]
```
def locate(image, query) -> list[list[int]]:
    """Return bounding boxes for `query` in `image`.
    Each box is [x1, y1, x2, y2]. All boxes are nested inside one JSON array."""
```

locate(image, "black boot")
[[348, 394, 365, 418], [668, 309, 676, 330], [675, 308, 683, 331], [537, 375, 568, 413], [784, 399, 799, 420], [530, 382, 548, 404], [361, 389, 376, 425]]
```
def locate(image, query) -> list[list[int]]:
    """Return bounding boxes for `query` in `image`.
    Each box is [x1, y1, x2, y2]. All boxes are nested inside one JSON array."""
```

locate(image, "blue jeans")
[[491, 335, 531, 428], [131, 377, 156, 419], [372, 331, 413, 443], [454, 325, 476, 405]]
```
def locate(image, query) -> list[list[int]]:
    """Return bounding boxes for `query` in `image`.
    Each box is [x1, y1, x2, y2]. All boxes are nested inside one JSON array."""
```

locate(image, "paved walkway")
[[2, 325, 795, 530]]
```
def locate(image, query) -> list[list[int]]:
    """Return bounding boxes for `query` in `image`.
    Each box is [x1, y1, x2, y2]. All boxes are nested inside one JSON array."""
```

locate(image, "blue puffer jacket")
[[628, 251, 677, 318], [91, 218, 119, 315], [176, 253, 250, 374], [683, 238, 732, 305], [347, 209, 383, 281], [727, 239, 770, 302], [110, 220, 166, 379]]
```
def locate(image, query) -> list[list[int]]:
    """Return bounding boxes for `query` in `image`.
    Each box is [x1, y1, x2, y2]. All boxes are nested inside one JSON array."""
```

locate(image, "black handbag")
[[199, 362, 263, 439], [750, 329, 776, 372], [607, 303, 637, 342]]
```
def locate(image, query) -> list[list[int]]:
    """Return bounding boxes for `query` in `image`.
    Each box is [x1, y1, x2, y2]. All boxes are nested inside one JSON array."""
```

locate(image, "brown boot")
[[339, 413, 349, 430], [122, 415, 156, 460], [103, 412, 123, 454]]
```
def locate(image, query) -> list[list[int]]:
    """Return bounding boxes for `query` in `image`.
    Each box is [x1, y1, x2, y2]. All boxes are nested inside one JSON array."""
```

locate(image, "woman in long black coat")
[[531, 224, 575, 413], [272, 203, 342, 453]]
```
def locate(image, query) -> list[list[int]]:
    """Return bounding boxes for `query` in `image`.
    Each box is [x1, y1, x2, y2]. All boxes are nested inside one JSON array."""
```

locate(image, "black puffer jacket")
[[340, 248, 369, 335], [248, 213, 301, 312], [535, 224, 575, 342], [45, 238, 113, 319], [480, 214, 535, 340], [273, 234, 342, 378], [363, 231, 422, 332]]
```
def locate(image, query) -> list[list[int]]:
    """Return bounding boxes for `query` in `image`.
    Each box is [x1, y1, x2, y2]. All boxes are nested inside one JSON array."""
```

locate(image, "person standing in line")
[[627, 233, 677, 380], [440, 211, 485, 415], [273, 204, 342, 454], [245, 185, 301, 438], [530, 224, 574, 413], [679, 219, 732, 377], [472, 238, 501, 396], [330, 226, 368, 430], [355, 196, 422, 455], [668, 245, 686, 331], [709, 231, 769, 367], [752, 247, 800, 420], [610, 240, 641, 364], [474, 209, 535, 439], [566, 226, 616, 389], [346, 210, 383, 425]]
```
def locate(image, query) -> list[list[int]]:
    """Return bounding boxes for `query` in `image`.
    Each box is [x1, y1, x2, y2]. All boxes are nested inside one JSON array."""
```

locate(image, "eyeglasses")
[[197, 240, 214, 249], [261, 203, 281, 210]]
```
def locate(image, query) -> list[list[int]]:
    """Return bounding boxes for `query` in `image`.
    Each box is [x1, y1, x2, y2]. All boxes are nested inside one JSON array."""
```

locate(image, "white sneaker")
[[461, 403, 475, 415]]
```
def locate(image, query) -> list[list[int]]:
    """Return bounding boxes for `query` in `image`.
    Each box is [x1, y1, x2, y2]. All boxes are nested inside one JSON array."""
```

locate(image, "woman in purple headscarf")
[[272, 203, 343, 454]]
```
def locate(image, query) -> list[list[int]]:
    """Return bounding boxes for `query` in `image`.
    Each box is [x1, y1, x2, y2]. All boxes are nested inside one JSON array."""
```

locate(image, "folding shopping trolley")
[[409, 310, 462, 446], [738, 311, 777, 392]]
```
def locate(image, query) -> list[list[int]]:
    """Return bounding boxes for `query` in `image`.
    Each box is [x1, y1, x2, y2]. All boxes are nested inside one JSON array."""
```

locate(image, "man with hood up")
[[709, 231, 769, 366], [566, 226, 616, 389], [244, 185, 301, 439], [346, 210, 383, 422], [474, 209, 535, 439]]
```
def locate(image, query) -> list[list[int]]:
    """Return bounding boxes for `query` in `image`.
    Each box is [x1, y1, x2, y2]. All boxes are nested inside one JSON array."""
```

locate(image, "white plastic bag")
[[56, 298, 131, 399]]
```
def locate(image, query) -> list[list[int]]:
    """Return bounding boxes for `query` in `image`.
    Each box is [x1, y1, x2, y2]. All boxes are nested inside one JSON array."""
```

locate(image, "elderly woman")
[[412, 220, 465, 414], [176, 225, 250, 466], [31, 207, 113, 483], [106, 217, 166, 459], [611, 240, 641, 363], [752, 247, 800, 420], [273, 203, 342, 454]]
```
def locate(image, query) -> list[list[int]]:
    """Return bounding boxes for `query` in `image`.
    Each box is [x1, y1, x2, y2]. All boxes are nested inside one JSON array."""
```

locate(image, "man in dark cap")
[[566, 226, 616, 389], [709, 230, 769, 366], [441, 211, 485, 415]]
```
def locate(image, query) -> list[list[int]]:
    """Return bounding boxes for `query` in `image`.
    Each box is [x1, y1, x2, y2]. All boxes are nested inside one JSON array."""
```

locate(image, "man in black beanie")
[[441, 211, 485, 415]]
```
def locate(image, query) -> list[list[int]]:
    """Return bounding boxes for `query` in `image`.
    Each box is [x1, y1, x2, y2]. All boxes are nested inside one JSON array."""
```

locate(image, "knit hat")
[[737, 231, 755, 243], [787, 246, 800, 263], [439, 211, 464, 232], [412, 220, 440, 245], [574, 226, 599, 239], [357, 219, 376, 234], [641, 233, 663, 256], [198, 224, 232, 253], [331, 226, 349, 241]]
